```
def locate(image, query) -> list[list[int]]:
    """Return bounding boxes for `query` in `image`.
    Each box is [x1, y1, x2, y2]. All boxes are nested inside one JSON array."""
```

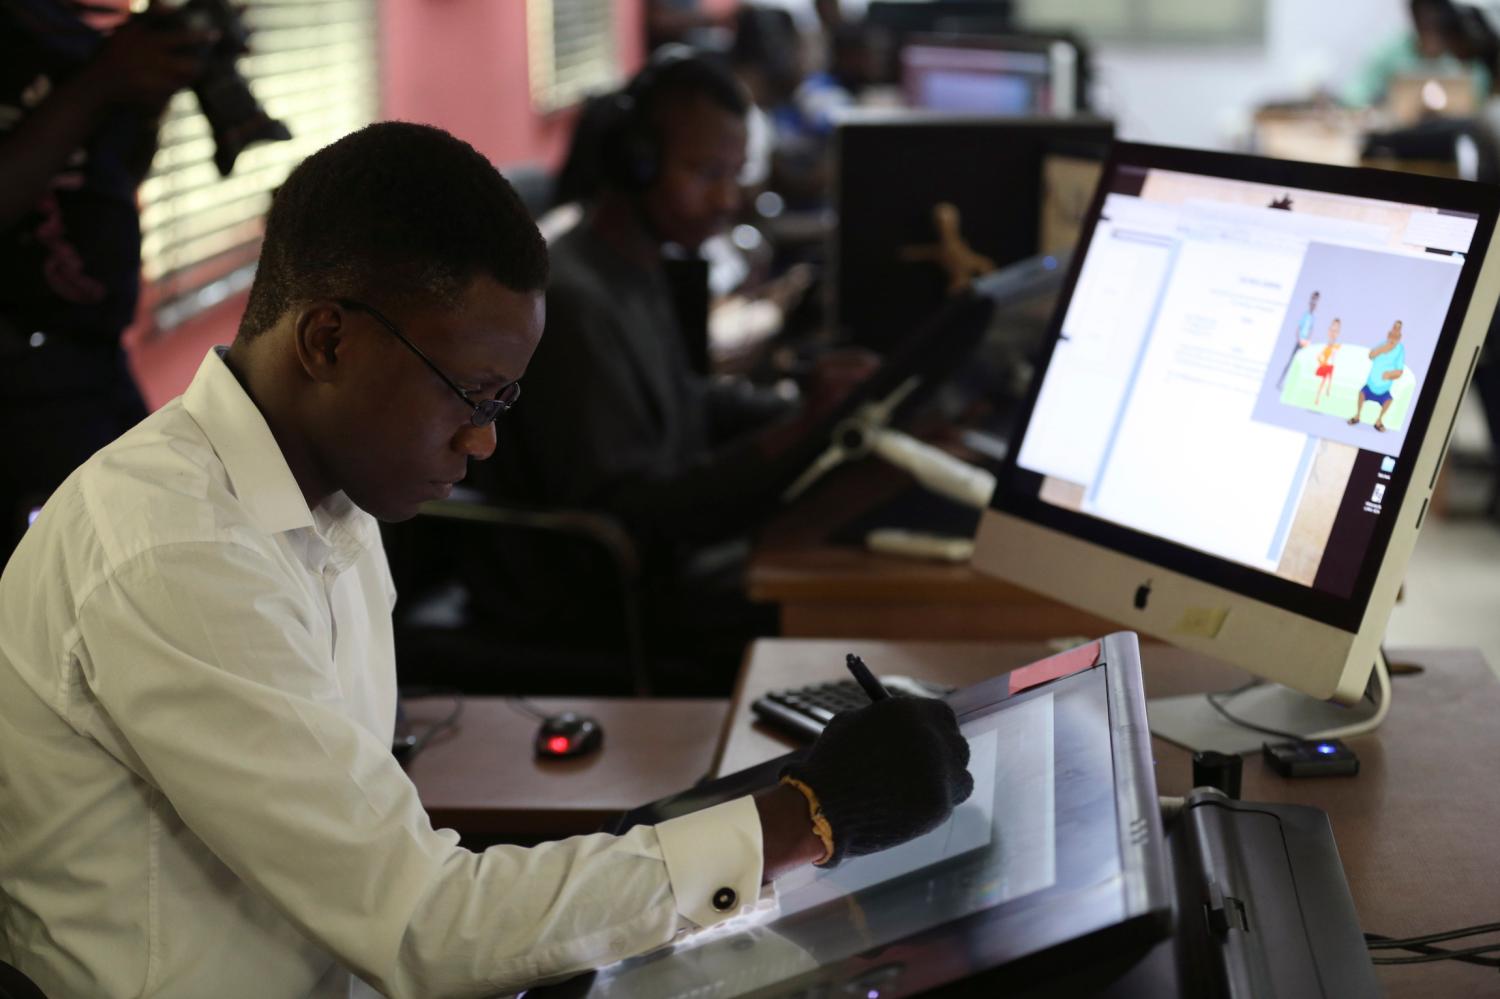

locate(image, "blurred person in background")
[[647, 0, 734, 52], [0, 0, 213, 565], [1343, 0, 1493, 107], [476, 51, 871, 689]]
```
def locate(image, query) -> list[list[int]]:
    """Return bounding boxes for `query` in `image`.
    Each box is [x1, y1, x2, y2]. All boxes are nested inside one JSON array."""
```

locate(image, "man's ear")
[[292, 302, 347, 384]]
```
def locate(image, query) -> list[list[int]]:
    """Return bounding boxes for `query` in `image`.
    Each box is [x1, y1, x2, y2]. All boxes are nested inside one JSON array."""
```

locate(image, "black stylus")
[[846, 653, 891, 702]]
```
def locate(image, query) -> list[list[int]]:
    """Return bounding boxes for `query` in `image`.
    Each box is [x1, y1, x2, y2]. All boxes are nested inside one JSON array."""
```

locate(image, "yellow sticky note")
[[1174, 606, 1230, 639]]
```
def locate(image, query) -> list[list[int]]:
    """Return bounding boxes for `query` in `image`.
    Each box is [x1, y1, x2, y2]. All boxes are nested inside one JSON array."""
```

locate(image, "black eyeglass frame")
[[336, 298, 520, 428]]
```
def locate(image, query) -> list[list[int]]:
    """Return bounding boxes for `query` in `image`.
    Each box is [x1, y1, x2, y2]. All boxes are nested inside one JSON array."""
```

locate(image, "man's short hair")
[[636, 49, 750, 129], [239, 122, 548, 338], [599, 50, 751, 191]]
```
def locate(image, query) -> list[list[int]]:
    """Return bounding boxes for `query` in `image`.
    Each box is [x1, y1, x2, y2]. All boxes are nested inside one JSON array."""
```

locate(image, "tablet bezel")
[[563, 631, 1170, 999]]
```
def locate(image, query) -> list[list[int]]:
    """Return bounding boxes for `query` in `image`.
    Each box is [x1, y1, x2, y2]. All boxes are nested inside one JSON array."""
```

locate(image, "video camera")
[[152, 0, 291, 175]]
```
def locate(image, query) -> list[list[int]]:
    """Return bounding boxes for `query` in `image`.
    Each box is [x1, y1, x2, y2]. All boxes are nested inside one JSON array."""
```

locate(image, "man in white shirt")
[[0, 122, 972, 998]]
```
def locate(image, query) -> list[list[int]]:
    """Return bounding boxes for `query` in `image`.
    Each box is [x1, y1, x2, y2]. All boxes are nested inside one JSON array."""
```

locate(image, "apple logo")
[[1134, 580, 1152, 610]]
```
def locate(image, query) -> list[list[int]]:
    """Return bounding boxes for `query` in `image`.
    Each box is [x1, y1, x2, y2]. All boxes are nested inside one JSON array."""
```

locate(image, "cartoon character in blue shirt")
[[1276, 290, 1320, 390], [1349, 320, 1406, 432]]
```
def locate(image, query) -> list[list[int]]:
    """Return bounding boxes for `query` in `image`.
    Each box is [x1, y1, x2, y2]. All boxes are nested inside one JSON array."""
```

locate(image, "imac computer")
[[971, 142, 1500, 751], [901, 32, 1083, 116], [831, 111, 1113, 351]]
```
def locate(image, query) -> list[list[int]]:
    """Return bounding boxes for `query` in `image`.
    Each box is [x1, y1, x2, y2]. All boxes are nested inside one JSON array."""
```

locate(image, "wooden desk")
[[719, 639, 1500, 999], [749, 457, 1120, 641], [403, 696, 728, 841]]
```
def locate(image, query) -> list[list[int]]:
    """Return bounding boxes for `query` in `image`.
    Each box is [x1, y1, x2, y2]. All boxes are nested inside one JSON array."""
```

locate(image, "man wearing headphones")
[[483, 52, 869, 677]]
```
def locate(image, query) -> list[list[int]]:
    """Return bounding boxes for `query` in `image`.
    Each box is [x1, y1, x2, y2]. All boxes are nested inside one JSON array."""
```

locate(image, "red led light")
[[547, 735, 571, 754]]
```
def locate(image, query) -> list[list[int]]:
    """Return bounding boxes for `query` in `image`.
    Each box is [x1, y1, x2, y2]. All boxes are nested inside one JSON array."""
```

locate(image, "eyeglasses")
[[337, 298, 520, 428]]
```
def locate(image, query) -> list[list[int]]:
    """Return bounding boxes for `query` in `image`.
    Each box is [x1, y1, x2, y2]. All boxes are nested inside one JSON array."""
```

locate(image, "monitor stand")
[[1147, 650, 1391, 755]]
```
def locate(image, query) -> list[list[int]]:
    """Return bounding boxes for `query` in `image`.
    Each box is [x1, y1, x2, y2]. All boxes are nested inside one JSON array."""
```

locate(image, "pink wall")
[[381, 0, 647, 171], [126, 295, 246, 410], [132, 0, 651, 407]]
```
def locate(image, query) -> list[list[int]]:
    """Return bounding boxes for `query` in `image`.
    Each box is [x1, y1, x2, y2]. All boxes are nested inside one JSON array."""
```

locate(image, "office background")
[[107, 0, 1498, 680]]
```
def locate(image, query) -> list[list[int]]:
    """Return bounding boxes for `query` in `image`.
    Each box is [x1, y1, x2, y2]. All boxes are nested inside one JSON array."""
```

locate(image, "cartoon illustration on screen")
[[1312, 318, 1341, 408], [1277, 317, 1416, 432], [1252, 242, 1451, 458], [1347, 321, 1407, 432], [1275, 290, 1320, 390]]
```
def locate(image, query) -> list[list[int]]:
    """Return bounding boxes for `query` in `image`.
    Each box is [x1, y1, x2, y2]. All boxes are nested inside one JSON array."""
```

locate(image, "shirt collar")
[[312, 493, 381, 575], [182, 349, 378, 564]]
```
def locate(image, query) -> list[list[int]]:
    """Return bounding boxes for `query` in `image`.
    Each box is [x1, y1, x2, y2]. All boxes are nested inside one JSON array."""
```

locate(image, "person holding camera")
[[0, 0, 216, 566], [0, 120, 973, 998]]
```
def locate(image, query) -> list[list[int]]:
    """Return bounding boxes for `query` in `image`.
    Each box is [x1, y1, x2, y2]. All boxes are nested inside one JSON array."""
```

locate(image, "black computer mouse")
[[535, 712, 604, 759]]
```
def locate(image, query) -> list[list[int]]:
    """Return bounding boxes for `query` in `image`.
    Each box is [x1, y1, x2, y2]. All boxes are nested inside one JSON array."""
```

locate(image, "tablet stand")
[[783, 375, 997, 510]]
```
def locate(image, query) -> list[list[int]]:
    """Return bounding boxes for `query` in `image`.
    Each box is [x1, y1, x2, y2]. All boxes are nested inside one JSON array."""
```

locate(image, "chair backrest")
[[382, 495, 653, 696], [501, 162, 556, 220]]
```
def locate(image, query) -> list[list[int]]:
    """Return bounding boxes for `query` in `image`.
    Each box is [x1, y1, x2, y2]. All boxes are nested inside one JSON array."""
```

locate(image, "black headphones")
[[601, 44, 700, 192]]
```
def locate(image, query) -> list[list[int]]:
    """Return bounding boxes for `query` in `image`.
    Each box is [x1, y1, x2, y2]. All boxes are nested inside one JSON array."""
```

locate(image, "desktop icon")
[[1371, 483, 1387, 503], [1380, 456, 1396, 474]]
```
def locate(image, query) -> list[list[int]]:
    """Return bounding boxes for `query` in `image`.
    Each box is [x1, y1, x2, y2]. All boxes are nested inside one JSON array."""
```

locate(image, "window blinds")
[[136, 0, 378, 331], [527, 0, 620, 114]]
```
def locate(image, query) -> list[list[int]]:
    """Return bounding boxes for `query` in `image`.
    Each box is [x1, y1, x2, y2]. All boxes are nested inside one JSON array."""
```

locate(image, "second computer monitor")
[[832, 112, 1113, 351], [901, 32, 1083, 116]]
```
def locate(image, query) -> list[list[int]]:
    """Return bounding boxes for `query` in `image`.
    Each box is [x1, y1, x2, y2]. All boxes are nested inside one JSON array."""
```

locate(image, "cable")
[[1200, 649, 1393, 743], [1364, 924, 1500, 970], [1367, 921, 1500, 949], [1370, 943, 1500, 966], [1204, 684, 1303, 741], [394, 688, 465, 764], [501, 697, 551, 723]]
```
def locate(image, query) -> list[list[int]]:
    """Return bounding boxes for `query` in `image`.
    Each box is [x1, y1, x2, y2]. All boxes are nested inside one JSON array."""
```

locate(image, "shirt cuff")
[[654, 795, 763, 929]]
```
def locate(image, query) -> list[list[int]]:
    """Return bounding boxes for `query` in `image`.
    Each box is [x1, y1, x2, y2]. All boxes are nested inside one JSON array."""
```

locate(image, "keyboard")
[[750, 675, 955, 742]]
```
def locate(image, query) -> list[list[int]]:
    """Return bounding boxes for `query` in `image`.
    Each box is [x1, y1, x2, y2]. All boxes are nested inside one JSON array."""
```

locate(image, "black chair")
[[0, 961, 46, 999], [501, 162, 556, 220], [384, 490, 653, 697]]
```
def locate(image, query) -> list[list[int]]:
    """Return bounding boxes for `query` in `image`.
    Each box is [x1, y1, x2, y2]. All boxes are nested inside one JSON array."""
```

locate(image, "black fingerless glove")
[[781, 695, 973, 867]]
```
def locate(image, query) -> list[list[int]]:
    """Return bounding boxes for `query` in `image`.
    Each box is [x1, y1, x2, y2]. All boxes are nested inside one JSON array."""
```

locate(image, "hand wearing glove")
[[780, 695, 973, 867]]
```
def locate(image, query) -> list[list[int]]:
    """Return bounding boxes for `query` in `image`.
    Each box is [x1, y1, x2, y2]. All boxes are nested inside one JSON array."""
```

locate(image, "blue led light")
[[1042, 255, 1058, 270], [1316, 743, 1337, 755]]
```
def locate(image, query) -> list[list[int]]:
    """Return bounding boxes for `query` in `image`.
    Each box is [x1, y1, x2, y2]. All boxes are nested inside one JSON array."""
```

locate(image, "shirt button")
[[712, 887, 737, 912]]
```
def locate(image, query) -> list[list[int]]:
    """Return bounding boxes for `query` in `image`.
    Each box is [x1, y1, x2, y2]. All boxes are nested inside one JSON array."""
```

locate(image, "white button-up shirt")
[[0, 348, 763, 999]]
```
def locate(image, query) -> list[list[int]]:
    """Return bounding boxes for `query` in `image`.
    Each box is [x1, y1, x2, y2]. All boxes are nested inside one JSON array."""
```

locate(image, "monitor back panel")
[[832, 115, 1112, 351]]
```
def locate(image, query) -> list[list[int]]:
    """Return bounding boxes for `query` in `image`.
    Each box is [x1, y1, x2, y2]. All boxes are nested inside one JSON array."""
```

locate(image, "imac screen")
[[1011, 161, 1483, 616]]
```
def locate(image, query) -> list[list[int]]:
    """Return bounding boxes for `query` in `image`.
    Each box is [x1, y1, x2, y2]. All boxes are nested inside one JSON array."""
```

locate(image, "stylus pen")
[[846, 653, 890, 702]]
